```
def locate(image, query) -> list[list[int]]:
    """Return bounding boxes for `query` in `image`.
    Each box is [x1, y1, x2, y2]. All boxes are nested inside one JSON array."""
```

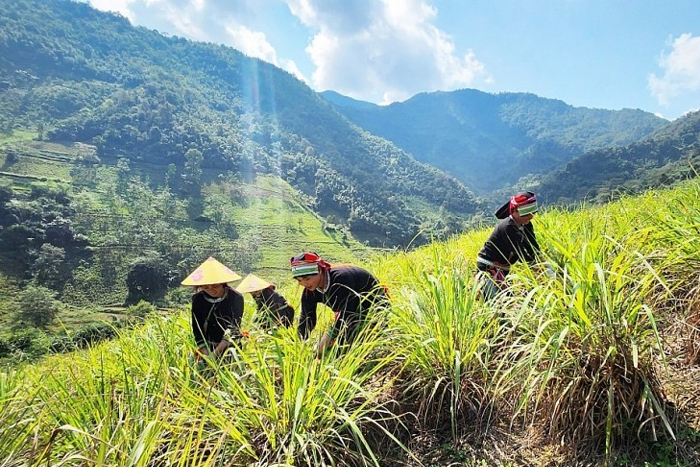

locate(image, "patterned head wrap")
[[495, 191, 538, 219], [510, 191, 538, 216], [290, 252, 331, 278]]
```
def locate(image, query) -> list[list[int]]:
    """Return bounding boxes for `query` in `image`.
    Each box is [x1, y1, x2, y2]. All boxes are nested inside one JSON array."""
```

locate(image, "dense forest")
[[535, 110, 700, 203], [0, 0, 481, 248], [321, 89, 668, 195]]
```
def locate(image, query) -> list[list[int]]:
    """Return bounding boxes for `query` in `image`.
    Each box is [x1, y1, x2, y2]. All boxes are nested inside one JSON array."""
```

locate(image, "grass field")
[[3, 134, 700, 466], [3, 179, 700, 466]]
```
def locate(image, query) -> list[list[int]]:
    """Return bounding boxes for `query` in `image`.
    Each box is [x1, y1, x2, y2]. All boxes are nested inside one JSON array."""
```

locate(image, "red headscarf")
[[495, 191, 537, 219]]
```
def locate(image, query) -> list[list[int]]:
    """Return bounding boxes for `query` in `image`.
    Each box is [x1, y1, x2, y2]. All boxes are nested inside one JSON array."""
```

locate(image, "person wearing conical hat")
[[182, 257, 244, 361], [290, 252, 388, 358], [237, 273, 294, 331], [476, 191, 551, 301]]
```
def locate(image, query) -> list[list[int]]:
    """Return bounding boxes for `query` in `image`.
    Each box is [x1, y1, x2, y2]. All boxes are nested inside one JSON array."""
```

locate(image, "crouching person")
[[237, 273, 295, 332], [182, 256, 245, 373], [290, 251, 387, 358]]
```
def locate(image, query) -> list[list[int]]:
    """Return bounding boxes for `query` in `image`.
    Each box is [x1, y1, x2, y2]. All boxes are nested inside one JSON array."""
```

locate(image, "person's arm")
[[297, 290, 318, 339], [316, 332, 334, 358], [191, 296, 208, 355], [213, 291, 244, 356], [522, 223, 541, 264]]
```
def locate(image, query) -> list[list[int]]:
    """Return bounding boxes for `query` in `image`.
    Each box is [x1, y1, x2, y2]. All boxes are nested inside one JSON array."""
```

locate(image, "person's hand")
[[315, 333, 334, 359], [543, 262, 556, 278], [194, 347, 208, 361]]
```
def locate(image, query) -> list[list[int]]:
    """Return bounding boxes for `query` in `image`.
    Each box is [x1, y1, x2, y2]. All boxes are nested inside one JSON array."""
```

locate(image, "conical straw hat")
[[181, 257, 242, 286], [236, 273, 271, 293]]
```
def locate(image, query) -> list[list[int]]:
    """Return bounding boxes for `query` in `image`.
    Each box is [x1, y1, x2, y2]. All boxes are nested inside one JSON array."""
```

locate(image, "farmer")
[[290, 251, 386, 358], [476, 191, 552, 301], [236, 273, 295, 331], [181, 256, 245, 363]]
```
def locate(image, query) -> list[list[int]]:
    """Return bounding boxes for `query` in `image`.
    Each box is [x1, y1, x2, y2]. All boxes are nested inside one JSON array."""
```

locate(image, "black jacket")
[[477, 217, 540, 268], [254, 287, 294, 329], [191, 286, 244, 349], [298, 266, 382, 343]]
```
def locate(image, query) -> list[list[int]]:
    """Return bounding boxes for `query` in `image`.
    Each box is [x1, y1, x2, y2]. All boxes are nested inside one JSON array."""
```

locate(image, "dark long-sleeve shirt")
[[254, 287, 294, 329], [191, 286, 244, 349], [477, 217, 540, 269], [298, 266, 382, 343]]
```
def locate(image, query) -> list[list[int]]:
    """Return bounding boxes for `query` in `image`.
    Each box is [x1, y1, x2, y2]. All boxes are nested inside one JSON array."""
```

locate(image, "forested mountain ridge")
[[320, 89, 668, 195], [535, 109, 700, 204], [0, 0, 481, 248]]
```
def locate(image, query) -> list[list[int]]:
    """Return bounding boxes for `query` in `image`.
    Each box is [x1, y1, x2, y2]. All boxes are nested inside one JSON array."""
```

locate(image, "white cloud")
[[224, 24, 307, 82], [225, 25, 279, 64], [649, 33, 700, 106], [87, 0, 136, 20], [86, 0, 486, 103], [87, 0, 307, 80], [286, 0, 490, 104]]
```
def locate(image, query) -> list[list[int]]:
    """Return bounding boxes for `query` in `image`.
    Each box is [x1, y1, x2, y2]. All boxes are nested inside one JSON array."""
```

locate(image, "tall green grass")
[[4, 180, 700, 465]]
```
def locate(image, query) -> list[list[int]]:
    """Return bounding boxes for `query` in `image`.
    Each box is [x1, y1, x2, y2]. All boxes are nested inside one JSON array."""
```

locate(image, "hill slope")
[[535, 110, 700, 204], [320, 89, 668, 195], [2, 180, 700, 466], [0, 136, 366, 310], [0, 0, 481, 248]]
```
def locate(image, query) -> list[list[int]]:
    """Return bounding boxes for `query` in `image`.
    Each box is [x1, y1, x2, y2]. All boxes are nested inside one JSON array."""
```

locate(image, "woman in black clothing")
[[182, 256, 245, 360], [476, 191, 549, 301], [237, 273, 294, 331], [290, 251, 386, 358]]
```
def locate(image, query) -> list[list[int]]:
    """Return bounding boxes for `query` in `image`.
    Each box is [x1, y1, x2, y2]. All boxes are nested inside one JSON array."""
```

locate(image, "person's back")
[[237, 273, 295, 331], [254, 286, 294, 329]]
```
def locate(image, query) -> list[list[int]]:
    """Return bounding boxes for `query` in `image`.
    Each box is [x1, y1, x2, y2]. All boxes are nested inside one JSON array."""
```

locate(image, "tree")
[[116, 157, 131, 194], [32, 243, 66, 288], [125, 256, 173, 304], [15, 284, 61, 329], [182, 148, 203, 194]]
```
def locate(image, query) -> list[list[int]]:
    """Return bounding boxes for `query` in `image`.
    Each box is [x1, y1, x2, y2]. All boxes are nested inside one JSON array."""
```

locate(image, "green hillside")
[[536, 110, 700, 204], [2, 181, 700, 466], [0, 134, 371, 348], [321, 89, 668, 195], [0, 0, 481, 248]]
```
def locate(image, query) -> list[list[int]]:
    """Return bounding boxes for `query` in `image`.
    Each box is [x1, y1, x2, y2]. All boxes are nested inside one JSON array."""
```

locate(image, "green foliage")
[[5, 326, 51, 357], [4, 182, 700, 465], [537, 111, 700, 205], [0, 0, 483, 246], [125, 256, 174, 305], [126, 300, 157, 318], [13, 283, 61, 328], [323, 89, 667, 195]]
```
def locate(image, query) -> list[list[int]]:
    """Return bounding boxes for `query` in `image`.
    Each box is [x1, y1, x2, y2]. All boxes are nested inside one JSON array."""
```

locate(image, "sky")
[[83, 0, 700, 121]]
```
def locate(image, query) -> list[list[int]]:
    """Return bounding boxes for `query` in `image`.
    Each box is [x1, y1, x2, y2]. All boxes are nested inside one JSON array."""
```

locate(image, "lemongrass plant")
[[0, 303, 408, 467], [643, 183, 700, 363], [385, 246, 505, 441], [499, 221, 672, 458]]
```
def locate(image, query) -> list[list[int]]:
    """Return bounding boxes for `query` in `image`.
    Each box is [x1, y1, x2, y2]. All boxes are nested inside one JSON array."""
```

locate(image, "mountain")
[[320, 89, 668, 195], [535, 110, 700, 204], [0, 0, 481, 248]]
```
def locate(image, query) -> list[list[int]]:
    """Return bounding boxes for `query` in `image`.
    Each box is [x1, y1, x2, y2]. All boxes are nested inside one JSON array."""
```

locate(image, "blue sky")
[[85, 0, 700, 121]]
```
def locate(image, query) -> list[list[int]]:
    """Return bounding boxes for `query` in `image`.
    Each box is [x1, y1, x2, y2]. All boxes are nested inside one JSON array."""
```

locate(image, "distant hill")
[[0, 0, 481, 248], [535, 110, 700, 204], [320, 89, 668, 195], [318, 90, 378, 111]]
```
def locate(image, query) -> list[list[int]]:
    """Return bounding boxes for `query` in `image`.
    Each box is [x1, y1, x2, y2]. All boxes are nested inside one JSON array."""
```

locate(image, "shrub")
[[14, 284, 61, 329], [126, 300, 156, 318]]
